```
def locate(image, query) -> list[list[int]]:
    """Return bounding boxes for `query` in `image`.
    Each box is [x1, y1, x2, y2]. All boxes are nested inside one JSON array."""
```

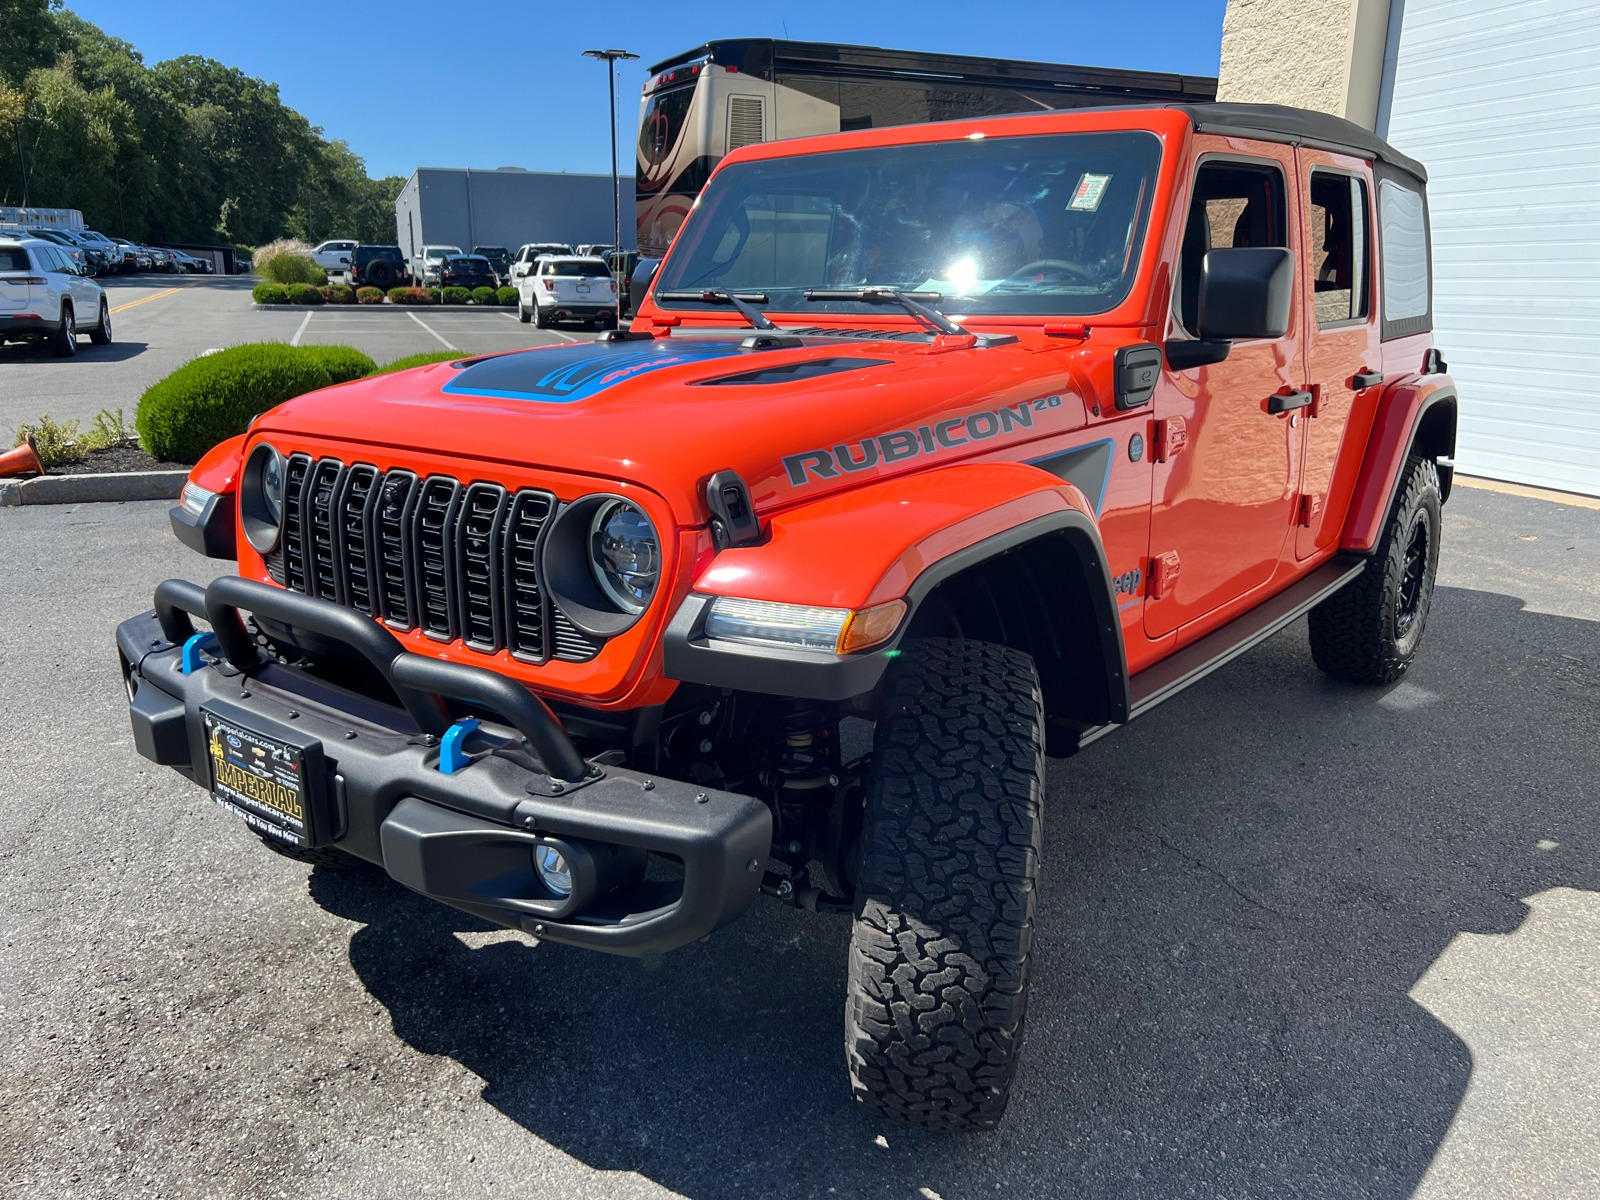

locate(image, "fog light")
[[533, 844, 572, 897]]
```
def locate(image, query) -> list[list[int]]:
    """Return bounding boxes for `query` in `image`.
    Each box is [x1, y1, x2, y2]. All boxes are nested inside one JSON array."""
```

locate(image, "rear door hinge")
[[1295, 494, 1318, 527]]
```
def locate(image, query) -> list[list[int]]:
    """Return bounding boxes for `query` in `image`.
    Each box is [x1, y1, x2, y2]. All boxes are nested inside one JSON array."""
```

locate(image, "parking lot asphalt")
[[1, 483, 1596, 1200], [0, 275, 591, 438]]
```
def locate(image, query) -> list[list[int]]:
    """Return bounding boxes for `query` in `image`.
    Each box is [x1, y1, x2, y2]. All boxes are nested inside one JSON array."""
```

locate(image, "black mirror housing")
[[1197, 247, 1295, 341]]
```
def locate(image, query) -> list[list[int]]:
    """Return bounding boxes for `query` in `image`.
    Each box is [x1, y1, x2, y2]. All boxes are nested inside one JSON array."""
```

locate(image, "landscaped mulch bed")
[[46, 444, 193, 475]]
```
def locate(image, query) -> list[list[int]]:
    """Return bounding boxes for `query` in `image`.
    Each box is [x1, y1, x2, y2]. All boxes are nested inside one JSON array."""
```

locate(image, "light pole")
[[582, 47, 638, 326]]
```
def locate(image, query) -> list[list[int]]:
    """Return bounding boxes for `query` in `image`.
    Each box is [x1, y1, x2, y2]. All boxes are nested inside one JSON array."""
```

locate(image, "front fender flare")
[[664, 463, 1126, 711]]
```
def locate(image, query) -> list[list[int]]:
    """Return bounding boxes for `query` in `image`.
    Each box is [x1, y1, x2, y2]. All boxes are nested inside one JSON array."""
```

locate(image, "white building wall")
[[1382, 0, 1600, 496]]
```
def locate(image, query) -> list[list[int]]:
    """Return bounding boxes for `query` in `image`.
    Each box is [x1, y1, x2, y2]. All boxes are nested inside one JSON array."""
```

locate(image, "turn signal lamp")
[[703, 597, 906, 655]]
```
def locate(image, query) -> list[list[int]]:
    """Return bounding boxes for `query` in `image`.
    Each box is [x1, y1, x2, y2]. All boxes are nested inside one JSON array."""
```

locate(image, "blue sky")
[[68, 0, 1228, 181]]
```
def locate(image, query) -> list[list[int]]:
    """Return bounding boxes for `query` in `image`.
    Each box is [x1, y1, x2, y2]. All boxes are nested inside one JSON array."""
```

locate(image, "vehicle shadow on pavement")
[[0, 340, 148, 363], [309, 584, 1600, 1199]]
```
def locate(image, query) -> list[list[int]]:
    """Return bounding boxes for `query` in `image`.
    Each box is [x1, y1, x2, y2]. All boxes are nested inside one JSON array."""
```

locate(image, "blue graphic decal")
[[442, 340, 750, 404]]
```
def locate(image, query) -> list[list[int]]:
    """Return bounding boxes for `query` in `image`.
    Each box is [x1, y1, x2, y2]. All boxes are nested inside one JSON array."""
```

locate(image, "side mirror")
[[1196, 247, 1295, 341]]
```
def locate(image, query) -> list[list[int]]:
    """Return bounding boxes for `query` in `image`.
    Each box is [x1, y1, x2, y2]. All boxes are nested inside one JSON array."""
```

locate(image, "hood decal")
[[442, 340, 750, 404]]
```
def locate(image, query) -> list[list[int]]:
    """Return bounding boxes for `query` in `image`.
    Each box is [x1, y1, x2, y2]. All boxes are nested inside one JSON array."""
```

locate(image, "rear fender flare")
[[1341, 378, 1457, 554]]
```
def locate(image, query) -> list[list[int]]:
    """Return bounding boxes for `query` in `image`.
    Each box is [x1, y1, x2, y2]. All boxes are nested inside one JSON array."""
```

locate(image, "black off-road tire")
[[1309, 455, 1442, 684], [845, 638, 1045, 1131], [366, 260, 395, 289], [252, 829, 368, 870]]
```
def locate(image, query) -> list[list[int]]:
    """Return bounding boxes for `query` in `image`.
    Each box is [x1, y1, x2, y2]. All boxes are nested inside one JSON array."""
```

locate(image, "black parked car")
[[440, 255, 499, 291], [349, 245, 410, 290], [471, 245, 511, 278]]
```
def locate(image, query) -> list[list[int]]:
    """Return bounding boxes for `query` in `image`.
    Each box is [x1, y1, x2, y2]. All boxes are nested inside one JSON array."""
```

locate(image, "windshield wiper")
[[803, 288, 968, 336], [655, 288, 777, 331]]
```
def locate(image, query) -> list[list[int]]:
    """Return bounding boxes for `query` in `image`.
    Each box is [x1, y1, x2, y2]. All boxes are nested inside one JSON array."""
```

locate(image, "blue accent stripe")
[[441, 340, 750, 404]]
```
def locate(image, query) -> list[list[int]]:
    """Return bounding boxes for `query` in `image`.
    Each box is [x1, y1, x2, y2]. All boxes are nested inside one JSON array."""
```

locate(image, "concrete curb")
[[252, 303, 517, 313], [1, 470, 187, 506]]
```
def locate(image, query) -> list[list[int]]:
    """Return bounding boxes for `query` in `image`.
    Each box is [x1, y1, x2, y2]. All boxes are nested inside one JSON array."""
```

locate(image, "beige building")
[[1218, 0, 1600, 496]]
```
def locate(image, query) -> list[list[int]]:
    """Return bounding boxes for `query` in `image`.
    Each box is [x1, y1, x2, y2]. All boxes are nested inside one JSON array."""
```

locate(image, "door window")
[[1177, 160, 1289, 334], [1309, 172, 1370, 325]]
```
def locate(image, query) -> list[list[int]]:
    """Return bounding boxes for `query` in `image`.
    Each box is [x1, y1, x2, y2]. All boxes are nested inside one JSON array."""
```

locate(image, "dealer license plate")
[[201, 708, 310, 846]]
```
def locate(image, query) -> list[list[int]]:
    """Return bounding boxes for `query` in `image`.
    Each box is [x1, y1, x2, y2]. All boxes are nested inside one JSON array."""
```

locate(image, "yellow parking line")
[[109, 287, 184, 314]]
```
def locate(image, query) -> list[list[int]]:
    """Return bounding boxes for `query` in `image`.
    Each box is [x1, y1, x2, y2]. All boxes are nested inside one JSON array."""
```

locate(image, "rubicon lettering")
[[783, 400, 1044, 487]]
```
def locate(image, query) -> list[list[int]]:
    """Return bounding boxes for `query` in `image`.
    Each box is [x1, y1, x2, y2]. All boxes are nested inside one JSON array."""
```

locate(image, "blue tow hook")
[[180, 631, 218, 674], [438, 718, 480, 775]]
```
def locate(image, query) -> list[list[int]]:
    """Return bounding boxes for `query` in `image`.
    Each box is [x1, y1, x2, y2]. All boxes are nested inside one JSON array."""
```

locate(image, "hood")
[[258, 332, 1099, 522]]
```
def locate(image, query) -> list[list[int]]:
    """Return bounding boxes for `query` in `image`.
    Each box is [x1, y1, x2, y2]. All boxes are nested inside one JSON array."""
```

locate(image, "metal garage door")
[[1381, 0, 1600, 496]]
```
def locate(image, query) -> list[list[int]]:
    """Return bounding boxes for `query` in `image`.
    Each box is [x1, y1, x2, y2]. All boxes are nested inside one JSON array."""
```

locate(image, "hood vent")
[[696, 356, 890, 386], [786, 326, 930, 342]]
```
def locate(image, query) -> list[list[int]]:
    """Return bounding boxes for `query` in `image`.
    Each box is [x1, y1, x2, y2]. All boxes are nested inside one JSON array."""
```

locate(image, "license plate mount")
[[200, 701, 334, 848]]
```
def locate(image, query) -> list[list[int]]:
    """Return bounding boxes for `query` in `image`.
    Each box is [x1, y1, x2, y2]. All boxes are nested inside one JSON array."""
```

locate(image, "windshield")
[[547, 260, 611, 278], [655, 131, 1162, 317]]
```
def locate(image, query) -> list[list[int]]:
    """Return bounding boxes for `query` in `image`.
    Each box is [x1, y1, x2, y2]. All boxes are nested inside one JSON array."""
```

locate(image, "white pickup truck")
[[309, 240, 358, 273], [515, 255, 617, 329], [413, 244, 463, 286]]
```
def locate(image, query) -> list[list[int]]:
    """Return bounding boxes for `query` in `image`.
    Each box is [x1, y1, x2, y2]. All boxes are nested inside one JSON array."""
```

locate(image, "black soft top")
[[1163, 102, 1425, 183]]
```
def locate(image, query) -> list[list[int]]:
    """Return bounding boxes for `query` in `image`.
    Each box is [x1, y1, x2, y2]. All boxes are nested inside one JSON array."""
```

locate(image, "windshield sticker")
[[442, 340, 749, 403], [1069, 174, 1112, 212], [783, 397, 1054, 487]]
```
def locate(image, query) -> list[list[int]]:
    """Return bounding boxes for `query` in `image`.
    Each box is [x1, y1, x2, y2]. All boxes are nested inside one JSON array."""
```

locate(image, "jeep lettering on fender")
[[126, 101, 1455, 1133]]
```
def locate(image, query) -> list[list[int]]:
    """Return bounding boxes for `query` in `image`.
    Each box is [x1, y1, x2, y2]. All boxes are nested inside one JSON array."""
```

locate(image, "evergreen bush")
[[441, 287, 469, 305], [286, 283, 323, 305], [251, 283, 288, 305], [135, 344, 376, 463], [470, 286, 496, 305], [356, 287, 384, 304], [495, 287, 518, 306], [365, 351, 461, 377]]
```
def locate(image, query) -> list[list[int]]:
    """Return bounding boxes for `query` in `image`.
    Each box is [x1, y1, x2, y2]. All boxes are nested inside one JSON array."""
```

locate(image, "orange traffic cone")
[[0, 434, 45, 478]]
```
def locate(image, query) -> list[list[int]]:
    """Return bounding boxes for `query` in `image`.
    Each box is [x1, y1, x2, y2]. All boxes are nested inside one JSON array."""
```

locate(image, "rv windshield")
[[654, 131, 1163, 317]]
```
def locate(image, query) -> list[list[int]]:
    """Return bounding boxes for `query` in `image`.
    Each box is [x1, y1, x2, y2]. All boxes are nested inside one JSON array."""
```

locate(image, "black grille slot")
[[374, 469, 419, 630], [550, 607, 604, 663], [456, 483, 508, 653], [335, 465, 381, 615], [413, 476, 463, 642], [260, 459, 579, 669], [279, 453, 313, 592], [304, 458, 346, 601], [502, 489, 554, 663]]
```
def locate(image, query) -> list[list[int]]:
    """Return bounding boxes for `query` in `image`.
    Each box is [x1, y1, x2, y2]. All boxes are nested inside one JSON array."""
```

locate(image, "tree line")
[[0, 0, 402, 248]]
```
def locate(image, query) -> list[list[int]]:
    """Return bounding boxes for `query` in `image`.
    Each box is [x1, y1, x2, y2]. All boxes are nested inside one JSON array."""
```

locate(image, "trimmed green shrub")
[[387, 287, 434, 305], [297, 344, 377, 384], [356, 287, 384, 305], [427, 288, 442, 304], [252, 283, 289, 305], [287, 283, 323, 305], [442, 287, 469, 305], [320, 285, 355, 304], [470, 286, 496, 305], [495, 287, 518, 306], [365, 351, 461, 377], [255, 252, 326, 287], [135, 344, 376, 463]]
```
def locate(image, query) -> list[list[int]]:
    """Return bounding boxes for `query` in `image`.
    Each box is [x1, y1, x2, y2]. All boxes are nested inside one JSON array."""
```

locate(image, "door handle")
[[1267, 389, 1314, 415], [1351, 369, 1385, 389]]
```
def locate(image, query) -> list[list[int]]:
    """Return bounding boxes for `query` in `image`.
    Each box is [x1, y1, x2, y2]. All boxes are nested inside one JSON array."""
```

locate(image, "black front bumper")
[[116, 578, 771, 956]]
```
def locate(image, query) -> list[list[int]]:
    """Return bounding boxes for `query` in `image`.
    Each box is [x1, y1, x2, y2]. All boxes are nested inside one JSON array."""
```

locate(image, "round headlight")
[[534, 845, 573, 897], [259, 445, 285, 523], [588, 499, 660, 615]]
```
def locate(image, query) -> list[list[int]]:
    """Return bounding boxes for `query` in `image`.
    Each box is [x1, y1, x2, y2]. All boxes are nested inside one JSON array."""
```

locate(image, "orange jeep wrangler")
[[120, 102, 1455, 1131]]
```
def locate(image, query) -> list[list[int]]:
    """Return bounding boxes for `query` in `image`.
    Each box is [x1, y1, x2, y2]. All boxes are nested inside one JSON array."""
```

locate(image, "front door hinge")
[[1308, 383, 1323, 418], [1153, 416, 1188, 462], [1148, 552, 1181, 599], [1295, 494, 1318, 527]]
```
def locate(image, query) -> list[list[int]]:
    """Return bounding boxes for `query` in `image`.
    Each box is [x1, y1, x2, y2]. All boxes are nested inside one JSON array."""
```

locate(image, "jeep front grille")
[[265, 454, 602, 663]]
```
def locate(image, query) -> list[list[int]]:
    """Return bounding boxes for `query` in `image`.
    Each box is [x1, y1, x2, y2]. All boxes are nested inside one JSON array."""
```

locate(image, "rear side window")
[[1309, 172, 1370, 325], [549, 260, 611, 278], [0, 248, 30, 271], [1379, 179, 1429, 322]]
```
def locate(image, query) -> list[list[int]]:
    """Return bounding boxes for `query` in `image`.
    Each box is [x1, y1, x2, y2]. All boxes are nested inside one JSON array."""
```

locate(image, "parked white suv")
[[309, 240, 358, 272], [413, 244, 463, 286], [0, 237, 110, 356], [515, 256, 616, 329]]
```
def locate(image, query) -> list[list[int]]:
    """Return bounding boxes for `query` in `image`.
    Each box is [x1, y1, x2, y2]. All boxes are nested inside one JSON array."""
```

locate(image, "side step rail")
[[1077, 554, 1367, 749]]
